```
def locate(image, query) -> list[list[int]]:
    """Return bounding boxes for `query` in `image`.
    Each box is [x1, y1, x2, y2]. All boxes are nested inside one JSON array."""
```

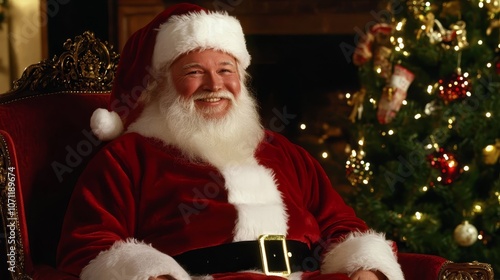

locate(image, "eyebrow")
[[182, 61, 235, 69]]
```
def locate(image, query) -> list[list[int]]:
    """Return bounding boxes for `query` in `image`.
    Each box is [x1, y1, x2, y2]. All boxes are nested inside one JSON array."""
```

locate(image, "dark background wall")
[[46, 0, 360, 138]]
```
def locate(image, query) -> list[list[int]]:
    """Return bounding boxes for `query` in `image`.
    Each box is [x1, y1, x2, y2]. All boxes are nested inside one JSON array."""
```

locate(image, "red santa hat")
[[90, 3, 251, 141]]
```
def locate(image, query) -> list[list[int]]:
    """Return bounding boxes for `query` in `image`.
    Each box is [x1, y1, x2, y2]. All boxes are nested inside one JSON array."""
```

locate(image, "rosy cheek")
[[175, 80, 199, 99], [227, 79, 241, 96]]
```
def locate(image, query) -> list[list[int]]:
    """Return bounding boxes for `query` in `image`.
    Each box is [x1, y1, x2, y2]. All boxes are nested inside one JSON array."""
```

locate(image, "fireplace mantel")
[[113, 0, 378, 51]]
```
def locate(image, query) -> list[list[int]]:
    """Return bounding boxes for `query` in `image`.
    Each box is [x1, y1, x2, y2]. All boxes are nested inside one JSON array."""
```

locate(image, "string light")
[[472, 202, 484, 214], [346, 137, 373, 186], [427, 85, 434, 94], [414, 212, 423, 220], [448, 117, 455, 129], [358, 138, 364, 146], [396, 21, 404, 31]]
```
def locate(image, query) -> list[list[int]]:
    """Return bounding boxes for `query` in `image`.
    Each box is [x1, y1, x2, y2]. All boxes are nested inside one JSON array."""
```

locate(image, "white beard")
[[127, 80, 264, 169]]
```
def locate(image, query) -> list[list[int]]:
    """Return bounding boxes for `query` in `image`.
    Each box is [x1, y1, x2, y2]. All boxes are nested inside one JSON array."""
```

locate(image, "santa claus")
[[56, 3, 405, 280]]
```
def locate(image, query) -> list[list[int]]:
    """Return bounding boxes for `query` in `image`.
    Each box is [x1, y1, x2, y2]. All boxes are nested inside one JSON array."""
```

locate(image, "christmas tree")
[[342, 0, 500, 274]]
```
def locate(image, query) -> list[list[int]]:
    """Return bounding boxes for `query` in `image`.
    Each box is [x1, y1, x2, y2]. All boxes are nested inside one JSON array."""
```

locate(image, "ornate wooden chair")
[[0, 32, 494, 280], [0, 31, 118, 279]]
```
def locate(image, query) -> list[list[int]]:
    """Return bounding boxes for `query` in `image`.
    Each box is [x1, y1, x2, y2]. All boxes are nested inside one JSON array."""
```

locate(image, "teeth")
[[200, 98, 221, 102]]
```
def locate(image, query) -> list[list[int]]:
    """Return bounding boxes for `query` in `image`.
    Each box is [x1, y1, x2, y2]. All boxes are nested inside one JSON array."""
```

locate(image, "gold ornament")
[[485, 0, 500, 14], [345, 138, 373, 186], [426, 19, 449, 45], [373, 46, 393, 79], [426, 19, 469, 50], [483, 139, 500, 165], [487, 19, 500, 35], [453, 221, 478, 247], [417, 12, 435, 39], [451, 21, 469, 50], [347, 88, 366, 123]]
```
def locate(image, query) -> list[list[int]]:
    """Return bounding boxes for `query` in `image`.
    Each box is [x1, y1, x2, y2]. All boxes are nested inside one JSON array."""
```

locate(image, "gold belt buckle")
[[258, 234, 291, 277]]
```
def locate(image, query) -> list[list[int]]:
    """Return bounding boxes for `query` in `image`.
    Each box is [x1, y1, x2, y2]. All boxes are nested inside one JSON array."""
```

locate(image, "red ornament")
[[427, 148, 461, 185], [438, 73, 471, 102]]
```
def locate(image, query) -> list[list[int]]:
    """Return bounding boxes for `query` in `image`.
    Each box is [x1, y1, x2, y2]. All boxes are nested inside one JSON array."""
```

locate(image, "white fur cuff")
[[80, 239, 190, 280], [321, 230, 405, 280]]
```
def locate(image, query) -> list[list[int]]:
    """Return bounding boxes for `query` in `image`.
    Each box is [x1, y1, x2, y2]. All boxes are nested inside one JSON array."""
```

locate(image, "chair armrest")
[[398, 252, 447, 280], [439, 260, 494, 280], [397, 252, 494, 280]]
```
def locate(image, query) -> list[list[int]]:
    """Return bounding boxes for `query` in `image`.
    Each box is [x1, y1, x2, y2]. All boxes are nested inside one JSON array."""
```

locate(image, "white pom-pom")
[[90, 108, 124, 141]]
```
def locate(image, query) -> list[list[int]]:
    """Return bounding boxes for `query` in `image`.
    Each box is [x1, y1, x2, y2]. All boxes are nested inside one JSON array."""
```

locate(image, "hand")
[[350, 270, 387, 280]]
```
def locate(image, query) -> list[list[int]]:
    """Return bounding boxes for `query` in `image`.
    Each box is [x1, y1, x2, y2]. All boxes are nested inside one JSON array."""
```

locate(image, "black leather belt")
[[173, 234, 314, 276]]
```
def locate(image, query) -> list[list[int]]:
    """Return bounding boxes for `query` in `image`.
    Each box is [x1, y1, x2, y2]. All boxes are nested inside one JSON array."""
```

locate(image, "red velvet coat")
[[56, 131, 403, 280]]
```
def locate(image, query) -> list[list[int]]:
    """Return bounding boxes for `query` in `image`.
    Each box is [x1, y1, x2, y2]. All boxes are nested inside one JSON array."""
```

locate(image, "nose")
[[203, 72, 223, 92]]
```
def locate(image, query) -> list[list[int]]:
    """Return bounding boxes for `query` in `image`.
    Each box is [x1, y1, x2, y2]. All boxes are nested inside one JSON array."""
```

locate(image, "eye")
[[186, 69, 203, 76], [219, 68, 235, 74]]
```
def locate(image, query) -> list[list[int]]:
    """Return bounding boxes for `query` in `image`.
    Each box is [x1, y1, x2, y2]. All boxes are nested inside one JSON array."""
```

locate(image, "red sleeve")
[[56, 140, 139, 277], [268, 131, 369, 250], [302, 148, 369, 248]]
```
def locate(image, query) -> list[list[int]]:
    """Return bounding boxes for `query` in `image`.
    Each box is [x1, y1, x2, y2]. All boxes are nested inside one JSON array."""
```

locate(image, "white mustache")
[[192, 91, 234, 101]]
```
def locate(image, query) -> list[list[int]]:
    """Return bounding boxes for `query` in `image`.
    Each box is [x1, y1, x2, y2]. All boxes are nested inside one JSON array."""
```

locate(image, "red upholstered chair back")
[[0, 31, 118, 279]]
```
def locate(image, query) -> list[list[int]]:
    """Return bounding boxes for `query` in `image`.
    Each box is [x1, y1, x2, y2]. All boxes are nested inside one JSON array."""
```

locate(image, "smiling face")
[[169, 49, 242, 119]]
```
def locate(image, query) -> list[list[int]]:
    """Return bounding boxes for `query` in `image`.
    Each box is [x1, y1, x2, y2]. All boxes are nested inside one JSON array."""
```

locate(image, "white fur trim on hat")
[[80, 239, 190, 280], [152, 10, 251, 70], [90, 108, 124, 141], [321, 230, 405, 280]]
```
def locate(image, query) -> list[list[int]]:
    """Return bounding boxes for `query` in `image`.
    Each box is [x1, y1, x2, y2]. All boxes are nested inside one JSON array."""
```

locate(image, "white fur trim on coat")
[[80, 239, 190, 280], [321, 230, 405, 280], [221, 163, 289, 242], [153, 10, 251, 70], [90, 108, 124, 141]]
